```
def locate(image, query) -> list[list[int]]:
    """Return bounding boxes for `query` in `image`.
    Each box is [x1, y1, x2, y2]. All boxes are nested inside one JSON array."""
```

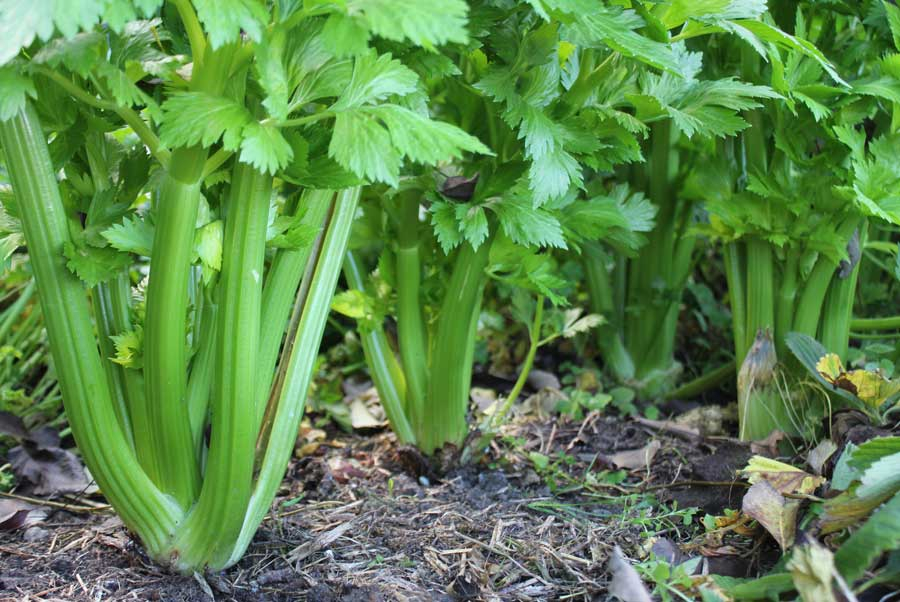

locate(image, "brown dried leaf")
[[8, 436, 94, 497], [750, 430, 786, 457], [0, 499, 45, 531], [806, 439, 838, 476], [605, 440, 661, 470], [609, 546, 652, 602], [0, 499, 32, 531], [526, 369, 561, 391], [742, 480, 798, 550], [349, 397, 385, 429], [470, 387, 498, 413], [0, 411, 28, 439]]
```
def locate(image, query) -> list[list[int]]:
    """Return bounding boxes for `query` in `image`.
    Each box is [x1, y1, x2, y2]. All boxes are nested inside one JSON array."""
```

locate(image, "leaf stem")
[[0, 102, 182, 558], [202, 148, 233, 178], [34, 68, 170, 166], [491, 296, 544, 430], [277, 111, 333, 128], [171, 0, 207, 66]]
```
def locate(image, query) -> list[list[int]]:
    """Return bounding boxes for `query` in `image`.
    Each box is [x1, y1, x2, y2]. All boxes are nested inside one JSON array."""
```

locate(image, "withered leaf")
[[742, 480, 798, 550]]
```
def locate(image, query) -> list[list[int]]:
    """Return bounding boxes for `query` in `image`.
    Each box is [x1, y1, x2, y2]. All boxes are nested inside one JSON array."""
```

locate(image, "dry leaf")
[[787, 538, 837, 602], [0, 499, 34, 531], [0, 411, 29, 439], [740, 455, 825, 495], [9, 430, 95, 497], [807, 439, 838, 476], [520, 388, 568, 416], [751, 430, 785, 457], [609, 546, 652, 602], [349, 396, 385, 429], [605, 440, 661, 470], [674, 405, 727, 436], [742, 480, 798, 550], [470, 387, 498, 413], [289, 521, 355, 563]]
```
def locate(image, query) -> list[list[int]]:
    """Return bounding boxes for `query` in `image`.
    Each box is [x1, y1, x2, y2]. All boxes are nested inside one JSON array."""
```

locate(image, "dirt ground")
[[0, 414, 769, 601]]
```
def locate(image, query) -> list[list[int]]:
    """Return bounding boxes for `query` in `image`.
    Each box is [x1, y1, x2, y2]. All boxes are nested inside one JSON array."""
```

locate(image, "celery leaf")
[[239, 122, 294, 175], [0, 67, 36, 121], [160, 92, 252, 151]]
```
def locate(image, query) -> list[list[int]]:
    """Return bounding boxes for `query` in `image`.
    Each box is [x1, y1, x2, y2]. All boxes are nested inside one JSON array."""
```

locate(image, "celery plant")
[[691, 5, 900, 438], [335, 1, 699, 454], [0, 0, 486, 572], [580, 2, 839, 397]]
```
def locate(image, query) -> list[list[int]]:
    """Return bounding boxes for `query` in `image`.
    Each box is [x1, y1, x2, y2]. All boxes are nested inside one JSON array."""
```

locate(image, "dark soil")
[[0, 414, 770, 601]]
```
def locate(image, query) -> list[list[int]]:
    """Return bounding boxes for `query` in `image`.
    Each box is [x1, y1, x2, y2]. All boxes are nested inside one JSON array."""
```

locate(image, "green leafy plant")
[[582, 1, 805, 398], [688, 4, 900, 438], [0, 0, 485, 572], [335, 0, 672, 455]]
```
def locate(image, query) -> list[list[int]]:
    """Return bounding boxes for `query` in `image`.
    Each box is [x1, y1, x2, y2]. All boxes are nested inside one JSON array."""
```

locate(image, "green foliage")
[[0, 0, 499, 573]]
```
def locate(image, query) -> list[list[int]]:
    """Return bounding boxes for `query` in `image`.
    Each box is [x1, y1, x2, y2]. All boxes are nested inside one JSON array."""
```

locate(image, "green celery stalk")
[[744, 237, 775, 345], [169, 161, 271, 569], [421, 239, 491, 454], [0, 102, 183, 557], [225, 187, 361, 568], [142, 45, 235, 508], [91, 282, 135, 450], [724, 242, 749, 365], [583, 242, 634, 381], [344, 250, 414, 443], [395, 194, 429, 431], [255, 189, 334, 428], [774, 249, 799, 358], [819, 221, 866, 359], [792, 218, 860, 337], [186, 293, 217, 453]]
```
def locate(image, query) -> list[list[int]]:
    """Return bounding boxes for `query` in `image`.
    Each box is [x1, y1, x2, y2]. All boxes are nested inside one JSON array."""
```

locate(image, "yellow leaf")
[[843, 370, 900, 408], [740, 455, 825, 495], [815, 353, 845, 384]]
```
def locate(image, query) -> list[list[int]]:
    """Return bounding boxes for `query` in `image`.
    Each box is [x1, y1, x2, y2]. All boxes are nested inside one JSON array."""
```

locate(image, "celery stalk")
[[0, 103, 183, 557]]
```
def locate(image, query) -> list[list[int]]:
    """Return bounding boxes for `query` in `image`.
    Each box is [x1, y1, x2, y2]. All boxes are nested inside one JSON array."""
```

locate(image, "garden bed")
[[0, 412, 780, 601]]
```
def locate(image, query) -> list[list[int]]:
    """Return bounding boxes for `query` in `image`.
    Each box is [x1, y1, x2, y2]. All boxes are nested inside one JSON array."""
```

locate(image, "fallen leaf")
[[699, 545, 741, 557], [609, 546, 652, 602], [289, 520, 355, 562], [0, 499, 33, 531], [341, 376, 373, 398], [521, 388, 568, 416], [751, 430, 786, 457], [349, 397, 385, 429], [674, 405, 727, 436], [807, 439, 838, 476], [8, 425, 95, 497], [296, 423, 327, 457], [526, 369, 561, 391], [740, 455, 825, 495], [787, 538, 837, 602], [649, 538, 683, 565], [470, 387, 498, 413], [605, 440, 661, 470], [742, 480, 798, 550]]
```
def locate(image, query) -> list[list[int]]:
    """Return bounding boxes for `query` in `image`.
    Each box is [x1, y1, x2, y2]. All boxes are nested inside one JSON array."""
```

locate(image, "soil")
[[0, 414, 771, 601]]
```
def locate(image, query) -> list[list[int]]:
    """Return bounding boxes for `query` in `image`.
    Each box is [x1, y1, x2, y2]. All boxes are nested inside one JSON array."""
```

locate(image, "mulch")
[[0, 413, 769, 601]]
